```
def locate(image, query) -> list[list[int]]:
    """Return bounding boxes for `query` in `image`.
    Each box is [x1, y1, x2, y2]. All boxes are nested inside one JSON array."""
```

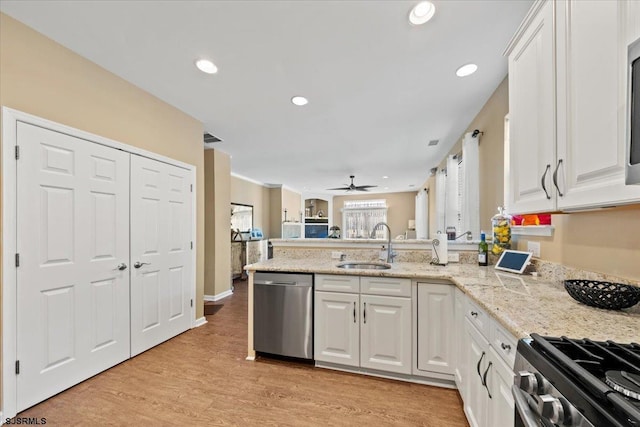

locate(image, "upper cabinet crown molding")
[[503, 0, 551, 57]]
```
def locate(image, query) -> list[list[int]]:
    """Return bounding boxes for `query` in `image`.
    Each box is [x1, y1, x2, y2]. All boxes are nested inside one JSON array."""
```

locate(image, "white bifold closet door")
[[16, 123, 131, 412], [130, 154, 192, 356]]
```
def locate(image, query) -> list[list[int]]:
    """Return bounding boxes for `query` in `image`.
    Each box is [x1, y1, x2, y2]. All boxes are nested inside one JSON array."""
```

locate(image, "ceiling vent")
[[428, 139, 439, 146], [204, 133, 222, 144]]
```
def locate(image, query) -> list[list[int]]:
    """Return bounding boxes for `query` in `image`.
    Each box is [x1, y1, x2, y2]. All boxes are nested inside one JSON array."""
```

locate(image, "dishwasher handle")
[[254, 280, 311, 287]]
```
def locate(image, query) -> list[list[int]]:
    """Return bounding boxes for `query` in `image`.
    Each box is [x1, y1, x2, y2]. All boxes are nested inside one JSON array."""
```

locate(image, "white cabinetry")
[[460, 295, 516, 427], [315, 291, 359, 367], [453, 288, 468, 395], [415, 282, 454, 376], [360, 294, 411, 374], [506, 0, 557, 214], [555, 0, 640, 209], [314, 274, 411, 375], [505, 0, 640, 214]]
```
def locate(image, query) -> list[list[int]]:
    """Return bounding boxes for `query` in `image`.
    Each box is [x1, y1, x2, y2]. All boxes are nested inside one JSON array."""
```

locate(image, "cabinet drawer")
[[361, 276, 411, 297], [465, 299, 490, 337], [490, 320, 518, 368], [315, 274, 360, 293]]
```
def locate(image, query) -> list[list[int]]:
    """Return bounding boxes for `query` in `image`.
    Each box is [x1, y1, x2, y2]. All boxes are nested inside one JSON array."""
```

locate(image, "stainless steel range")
[[514, 334, 640, 427]]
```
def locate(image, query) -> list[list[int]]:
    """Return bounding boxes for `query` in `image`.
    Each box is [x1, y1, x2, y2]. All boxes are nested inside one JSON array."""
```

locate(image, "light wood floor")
[[18, 280, 468, 426]]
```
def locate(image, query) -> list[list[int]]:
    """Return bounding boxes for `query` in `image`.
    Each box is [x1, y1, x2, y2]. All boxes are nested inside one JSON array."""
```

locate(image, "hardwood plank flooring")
[[16, 280, 468, 426]]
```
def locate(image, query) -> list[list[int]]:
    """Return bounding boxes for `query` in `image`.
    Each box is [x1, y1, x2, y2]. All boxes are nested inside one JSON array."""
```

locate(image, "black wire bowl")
[[564, 280, 640, 310]]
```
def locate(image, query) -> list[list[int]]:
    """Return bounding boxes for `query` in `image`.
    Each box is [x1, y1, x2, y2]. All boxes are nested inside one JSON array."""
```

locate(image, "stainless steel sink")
[[337, 262, 391, 270]]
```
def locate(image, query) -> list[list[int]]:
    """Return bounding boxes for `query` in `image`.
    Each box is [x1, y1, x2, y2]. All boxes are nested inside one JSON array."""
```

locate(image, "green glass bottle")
[[478, 232, 488, 266]]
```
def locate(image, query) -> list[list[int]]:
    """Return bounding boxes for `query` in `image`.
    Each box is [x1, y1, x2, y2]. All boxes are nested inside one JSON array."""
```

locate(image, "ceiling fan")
[[327, 175, 377, 192]]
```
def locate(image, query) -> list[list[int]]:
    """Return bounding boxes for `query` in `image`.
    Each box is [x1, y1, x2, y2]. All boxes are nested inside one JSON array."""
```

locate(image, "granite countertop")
[[246, 259, 640, 343]]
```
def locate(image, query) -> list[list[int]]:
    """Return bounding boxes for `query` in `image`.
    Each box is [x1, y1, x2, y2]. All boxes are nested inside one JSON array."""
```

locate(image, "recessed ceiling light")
[[409, 184, 416, 187], [195, 59, 218, 74], [382, 176, 389, 179], [384, 187, 389, 190], [409, 1, 436, 25], [456, 63, 478, 77], [291, 96, 308, 106]]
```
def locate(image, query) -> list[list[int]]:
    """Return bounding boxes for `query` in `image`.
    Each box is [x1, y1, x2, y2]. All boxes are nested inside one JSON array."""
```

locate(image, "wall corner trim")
[[204, 289, 233, 302], [193, 317, 208, 328]]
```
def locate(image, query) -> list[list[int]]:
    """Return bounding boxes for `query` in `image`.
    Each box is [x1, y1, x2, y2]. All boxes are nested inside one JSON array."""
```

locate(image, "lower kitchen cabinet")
[[415, 282, 454, 375], [463, 309, 515, 427], [487, 347, 516, 427], [314, 291, 359, 367], [464, 318, 490, 427], [360, 294, 412, 374], [314, 274, 411, 375]]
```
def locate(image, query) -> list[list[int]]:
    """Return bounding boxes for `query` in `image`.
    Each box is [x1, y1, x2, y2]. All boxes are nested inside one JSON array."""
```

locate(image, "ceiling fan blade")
[[355, 188, 370, 191], [355, 185, 377, 189], [327, 186, 351, 190]]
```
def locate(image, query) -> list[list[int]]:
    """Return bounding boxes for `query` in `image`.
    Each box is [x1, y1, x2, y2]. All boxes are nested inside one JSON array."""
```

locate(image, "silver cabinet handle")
[[353, 302, 356, 323], [541, 164, 551, 199], [512, 385, 540, 427], [553, 159, 564, 197], [134, 262, 151, 269], [501, 342, 511, 351], [115, 263, 127, 271]]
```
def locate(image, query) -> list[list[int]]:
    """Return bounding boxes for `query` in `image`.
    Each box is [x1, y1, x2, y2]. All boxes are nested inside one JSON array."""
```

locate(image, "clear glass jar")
[[491, 207, 512, 255]]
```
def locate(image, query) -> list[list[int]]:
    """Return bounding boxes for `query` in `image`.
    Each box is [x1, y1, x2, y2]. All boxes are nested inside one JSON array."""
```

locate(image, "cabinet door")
[[314, 292, 359, 366], [464, 319, 490, 427], [507, 0, 557, 214], [454, 289, 468, 397], [487, 347, 516, 427], [555, 0, 640, 208], [360, 295, 412, 374], [416, 283, 454, 375]]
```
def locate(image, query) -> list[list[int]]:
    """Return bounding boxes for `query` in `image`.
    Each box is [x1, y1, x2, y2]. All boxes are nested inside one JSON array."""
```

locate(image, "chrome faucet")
[[370, 222, 397, 263]]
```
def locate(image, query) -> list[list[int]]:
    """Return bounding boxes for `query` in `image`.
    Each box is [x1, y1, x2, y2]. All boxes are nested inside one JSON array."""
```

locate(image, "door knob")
[[115, 263, 128, 271], [134, 261, 151, 269]]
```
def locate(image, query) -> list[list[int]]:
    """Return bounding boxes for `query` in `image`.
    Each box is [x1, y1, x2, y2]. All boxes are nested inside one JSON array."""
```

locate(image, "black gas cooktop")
[[526, 334, 640, 426]]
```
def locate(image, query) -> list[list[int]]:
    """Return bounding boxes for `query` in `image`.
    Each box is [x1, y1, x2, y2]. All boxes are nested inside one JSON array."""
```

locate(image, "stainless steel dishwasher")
[[253, 272, 313, 359]]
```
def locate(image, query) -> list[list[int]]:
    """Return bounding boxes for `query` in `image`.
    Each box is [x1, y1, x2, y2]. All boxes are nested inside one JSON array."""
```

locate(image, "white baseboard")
[[245, 355, 255, 361], [204, 289, 233, 302], [193, 317, 207, 328]]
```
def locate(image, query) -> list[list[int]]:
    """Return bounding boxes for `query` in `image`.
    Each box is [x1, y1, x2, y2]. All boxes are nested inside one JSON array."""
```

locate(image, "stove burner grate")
[[606, 370, 640, 401]]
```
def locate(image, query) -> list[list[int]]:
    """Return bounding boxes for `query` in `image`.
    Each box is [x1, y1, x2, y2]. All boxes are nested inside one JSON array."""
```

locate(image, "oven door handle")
[[512, 385, 540, 427]]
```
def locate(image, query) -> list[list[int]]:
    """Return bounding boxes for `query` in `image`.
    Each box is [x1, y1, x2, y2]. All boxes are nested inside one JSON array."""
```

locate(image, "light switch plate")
[[527, 241, 541, 258], [331, 251, 344, 259]]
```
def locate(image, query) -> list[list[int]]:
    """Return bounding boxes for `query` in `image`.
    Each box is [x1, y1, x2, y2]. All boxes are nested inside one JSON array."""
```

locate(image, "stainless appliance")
[[514, 334, 640, 427], [627, 36, 640, 185], [253, 272, 313, 359]]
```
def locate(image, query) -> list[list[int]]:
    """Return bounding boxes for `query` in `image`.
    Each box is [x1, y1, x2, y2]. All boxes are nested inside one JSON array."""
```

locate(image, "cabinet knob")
[[470, 311, 478, 317]]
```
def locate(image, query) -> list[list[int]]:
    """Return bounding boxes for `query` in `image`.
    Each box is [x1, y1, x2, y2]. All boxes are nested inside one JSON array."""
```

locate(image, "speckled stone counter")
[[246, 259, 640, 344]]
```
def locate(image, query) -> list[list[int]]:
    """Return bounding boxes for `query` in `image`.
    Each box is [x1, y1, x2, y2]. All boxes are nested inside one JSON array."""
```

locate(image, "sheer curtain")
[[445, 155, 459, 233], [415, 188, 428, 239], [435, 169, 446, 237], [462, 132, 480, 239]]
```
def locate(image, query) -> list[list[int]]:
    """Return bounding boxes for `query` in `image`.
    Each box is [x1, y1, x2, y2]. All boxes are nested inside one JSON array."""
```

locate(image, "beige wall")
[[282, 187, 302, 223], [422, 77, 509, 233], [268, 188, 283, 238], [231, 176, 271, 238], [0, 14, 205, 312], [204, 150, 232, 297], [332, 191, 416, 237], [516, 206, 640, 281]]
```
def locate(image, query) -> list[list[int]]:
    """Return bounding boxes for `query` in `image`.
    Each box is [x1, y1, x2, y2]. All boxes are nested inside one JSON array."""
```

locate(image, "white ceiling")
[[1, 0, 532, 195]]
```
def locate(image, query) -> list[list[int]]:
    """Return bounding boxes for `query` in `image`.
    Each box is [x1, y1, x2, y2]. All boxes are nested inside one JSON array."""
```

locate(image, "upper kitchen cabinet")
[[505, 0, 640, 214], [505, 0, 556, 214]]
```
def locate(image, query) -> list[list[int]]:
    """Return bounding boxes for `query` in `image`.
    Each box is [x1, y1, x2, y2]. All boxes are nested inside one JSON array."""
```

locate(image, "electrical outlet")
[[448, 253, 460, 263], [527, 241, 541, 258], [331, 251, 344, 259]]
